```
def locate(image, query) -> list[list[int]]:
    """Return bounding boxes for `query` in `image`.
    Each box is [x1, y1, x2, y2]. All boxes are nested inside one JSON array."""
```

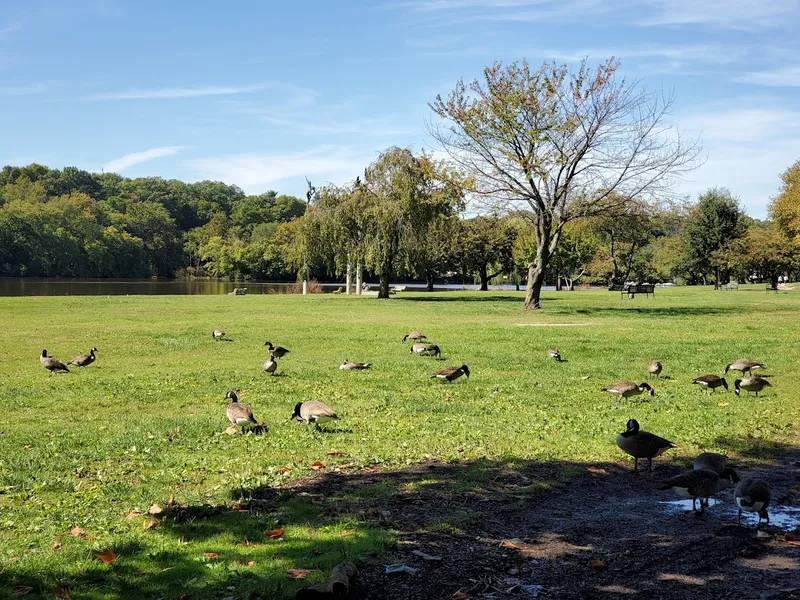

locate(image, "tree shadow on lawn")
[[4, 444, 798, 600], [397, 294, 532, 303], [563, 305, 736, 318]]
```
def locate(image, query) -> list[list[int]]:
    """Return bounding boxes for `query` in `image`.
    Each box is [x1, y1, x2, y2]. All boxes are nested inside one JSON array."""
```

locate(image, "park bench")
[[722, 282, 738, 291], [766, 285, 778, 293], [391, 285, 407, 293], [620, 284, 655, 299]]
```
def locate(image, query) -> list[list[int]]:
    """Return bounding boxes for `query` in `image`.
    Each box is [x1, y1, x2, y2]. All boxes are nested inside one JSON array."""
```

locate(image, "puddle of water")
[[662, 498, 721, 512], [660, 499, 800, 529]]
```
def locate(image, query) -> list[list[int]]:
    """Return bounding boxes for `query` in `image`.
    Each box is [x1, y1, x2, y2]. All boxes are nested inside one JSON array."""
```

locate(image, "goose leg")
[[737, 508, 742, 526], [633, 457, 639, 475], [647, 457, 653, 475]]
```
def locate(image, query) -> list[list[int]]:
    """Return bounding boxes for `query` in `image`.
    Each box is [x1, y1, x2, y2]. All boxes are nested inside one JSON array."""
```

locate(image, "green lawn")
[[1, 286, 798, 598]]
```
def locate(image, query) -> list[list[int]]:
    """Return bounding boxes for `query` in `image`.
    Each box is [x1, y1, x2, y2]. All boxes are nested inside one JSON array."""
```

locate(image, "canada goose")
[[225, 391, 258, 430], [724, 359, 765, 376], [734, 376, 772, 397], [402, 331, 426, 343], [601, 381, 654, 399], [263, 352, 278, 376], [693, 452, 727, 475], [410, 343, 441, 358], [212, 329, 226, 341], [616, 419, 674, 474], [734, 478, 771, 527], [648, 360, 662, 378], [658, 468, 739, 512], [40, 349, 69, 374], [340, 359, 371, 370], [432, 364, 470, 382], [68, 347, 98, 367], [264, 341, 290, 358], [291, 401, 339, 431], [548, 347, 562, 361], [692, 374, 728, 392]]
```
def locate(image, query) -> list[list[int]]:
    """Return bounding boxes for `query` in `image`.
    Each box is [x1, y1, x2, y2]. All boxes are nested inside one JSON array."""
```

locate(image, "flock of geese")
[[39, 338, 775, 528]]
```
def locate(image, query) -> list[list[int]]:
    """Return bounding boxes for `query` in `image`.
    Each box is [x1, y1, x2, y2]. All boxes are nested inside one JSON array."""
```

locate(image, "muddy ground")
[[282, 445, 800, 599]]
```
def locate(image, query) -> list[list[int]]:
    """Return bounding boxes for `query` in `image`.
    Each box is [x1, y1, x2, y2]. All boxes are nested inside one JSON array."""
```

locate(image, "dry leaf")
[[9, 556, 20, 562], [23, 445, 32, 450], [247, 560, 256, 567], [325, 450, 344, 456], [784, 532, 797, 541], [97, 549, 116, 564], [591, 559, 606, 568], [287, 569, 312, 579], [265, 528, 285, 539], [52, 542, 62, 550], [53, 587, 71, 600], [452, 593, 468, 600], [224, 426, 238, 435], [311, 460, 325, 470], [148, 504, 163, 515], [279, 466, 289, 473], [143, 519, 159, 531], [587, 467, 607, 475], [11, 586, 33, 596], [126, 511, 142, 520], [717, 402, 730, 407], [70, 526, 86, 537], [145, 433, 154, 440], [242, 539, 253, 546], [204, 552, 219, 559], [167, 495, 175, 506], [297, 458, 304, 464], [500, 538, 529, 550], [340, 530, 354, 537]]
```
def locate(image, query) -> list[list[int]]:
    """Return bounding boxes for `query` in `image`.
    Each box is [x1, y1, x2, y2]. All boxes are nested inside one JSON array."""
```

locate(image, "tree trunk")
[[523, 220, 560, 310], [355, 261, 362, 295], [771, 274, 779, 289], [345, 261, 352, 295], [478, 265, 489, 291], [555, 276, 563, 291], [567, 278, 575, 291], [714, 265, 720, 290], [524, 261, 546, 310], [426, 270, 434, 292], [378, 269, 391, 299]]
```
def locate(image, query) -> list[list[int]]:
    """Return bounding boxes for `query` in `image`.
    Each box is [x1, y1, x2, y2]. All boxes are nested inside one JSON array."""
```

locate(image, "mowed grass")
[[1, 286, 799, 598]]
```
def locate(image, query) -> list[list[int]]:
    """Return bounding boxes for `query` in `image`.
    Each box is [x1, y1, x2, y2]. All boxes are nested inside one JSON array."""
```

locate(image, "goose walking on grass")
[[410, 343, 441, 358], [432, 364, 470, 383], [402, 331, 426, 343], [648, 360, 663, 378], [40, 350, 69, 374], [212, 329, 226, 341], [616, 419, 674, 475], [724, 359, 766, 376], [734, 376, 772, 397], [548, 347, 562, 362], [692, 375, 728, 393], [291, 401, 339, 431], [340, 359, 371, 371], [263, 353, 278, 376], [68, 347, 97, 367], [602, 381, 654, 399], [264, 341, 290, 358], [734, 478, 771, 528], [225, 391, 259, 432], [693, 452, 727, 475], [658, 468, 739, 512]]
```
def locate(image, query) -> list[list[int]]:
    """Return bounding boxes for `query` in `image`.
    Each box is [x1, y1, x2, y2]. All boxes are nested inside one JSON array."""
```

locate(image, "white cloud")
[[185, 146, 371, 194], [734, 66, 800, 87], [0, 83, 46, 96], [638, 0, 798, 29], [86, 84, 267, 100], [103, 146, 188, 173]]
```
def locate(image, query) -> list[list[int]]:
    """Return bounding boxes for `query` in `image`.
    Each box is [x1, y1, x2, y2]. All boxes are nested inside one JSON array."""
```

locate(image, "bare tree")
[[430, 58, 701, 309]]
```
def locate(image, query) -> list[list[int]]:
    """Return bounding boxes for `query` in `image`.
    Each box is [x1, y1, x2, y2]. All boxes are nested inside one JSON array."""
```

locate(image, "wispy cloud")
[[0, 83, 46, 96], [0, 22, 22, 35], [734, 66, 800, 87], [103, 146, 188, 173], [185, 146, 370, 193], [86, 84, 267, 101], [638, 0, 798, 29]]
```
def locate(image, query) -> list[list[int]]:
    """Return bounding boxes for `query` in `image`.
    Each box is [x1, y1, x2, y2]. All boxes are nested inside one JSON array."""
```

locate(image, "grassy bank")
[[1, 286, 798, 598]]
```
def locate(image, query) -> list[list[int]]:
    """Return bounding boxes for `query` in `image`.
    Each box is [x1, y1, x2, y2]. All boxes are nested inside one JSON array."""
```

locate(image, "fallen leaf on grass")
[[311, 461, 325, 470], [23, 445, 32, 450], [287, 569, 311, 579], [11, 586, 33, 596], [145, 433, 154, 440], [126, 511, 142, 520], [167, 426, 181, 441], [143, 519, 159, 531], [587, 467, 607, 475], [265, 528, 285, 539], [247, 560, 256, 567], [148, 504, 163, 515], [70, 526, 86, 537], [204, 552, 218, 559], [326, 450, 344, 456], [717, 402, 730, 407], [167, 495, 175, 506], [591, 559, 606, 568], [340, 531, 354, 537], [52, 542, 62, 550], [96, 550, 116, 564], [53, 587, 71, 599], [279, 466, 289, 474], [9, 556, 19, 562], [224, 426, 238, 435]]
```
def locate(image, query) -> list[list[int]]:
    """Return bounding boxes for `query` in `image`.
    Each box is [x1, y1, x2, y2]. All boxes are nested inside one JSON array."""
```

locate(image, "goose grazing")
[[225, 391, 258, 430], [658, 468, 739, 512], [601, 381, 654, 399], [616, 419, 674, 474], [40, 350, 69, 374], [410, 343, 441, 358], [340, 359, 371, 370], [648, 360, 663, 378], [402, 331, 426, 343], [264, 341, 290, 358], [692, 374, 728, 393], [432, 364, 470, 383], [548, 347, 562, 362], [68, 347, 98, 367], [734, 478, 771, 527], [291, 401, 339, 431], [693, 452, 727, 475], [734, 376, 772, 397], [724, 359, 765, 376], [263, 353, 278, 376], [212, 329, 226, 341]]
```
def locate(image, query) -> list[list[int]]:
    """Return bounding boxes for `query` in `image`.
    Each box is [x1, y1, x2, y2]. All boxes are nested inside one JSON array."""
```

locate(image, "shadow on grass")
[[397, 294, 531, 303], [564, 306, 736, 317], [3, 448, 798, 599]]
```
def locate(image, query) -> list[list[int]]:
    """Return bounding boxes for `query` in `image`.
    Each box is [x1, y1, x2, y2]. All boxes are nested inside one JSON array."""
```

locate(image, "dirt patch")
[[278, 450, 800, 599]]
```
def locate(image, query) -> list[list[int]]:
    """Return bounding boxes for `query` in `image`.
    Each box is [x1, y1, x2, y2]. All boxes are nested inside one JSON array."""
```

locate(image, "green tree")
[[729, 224, 798, 288], [770, 159, 800, 243], [549, 220, 599, 290], [115, 201, 183, 276], [455, 215, 518, 291]]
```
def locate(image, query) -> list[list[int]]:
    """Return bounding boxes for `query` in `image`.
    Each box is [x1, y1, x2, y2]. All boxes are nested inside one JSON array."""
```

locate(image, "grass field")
[[1, 286, 798, 598]]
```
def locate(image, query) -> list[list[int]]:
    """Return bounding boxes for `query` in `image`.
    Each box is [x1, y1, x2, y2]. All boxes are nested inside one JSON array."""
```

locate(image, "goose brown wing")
[[227, 402, 256, 424], [302, 401, 338, 420]]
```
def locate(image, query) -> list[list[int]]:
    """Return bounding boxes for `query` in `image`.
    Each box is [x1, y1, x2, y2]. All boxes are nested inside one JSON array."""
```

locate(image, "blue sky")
[[1, 0, 799, 218]]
